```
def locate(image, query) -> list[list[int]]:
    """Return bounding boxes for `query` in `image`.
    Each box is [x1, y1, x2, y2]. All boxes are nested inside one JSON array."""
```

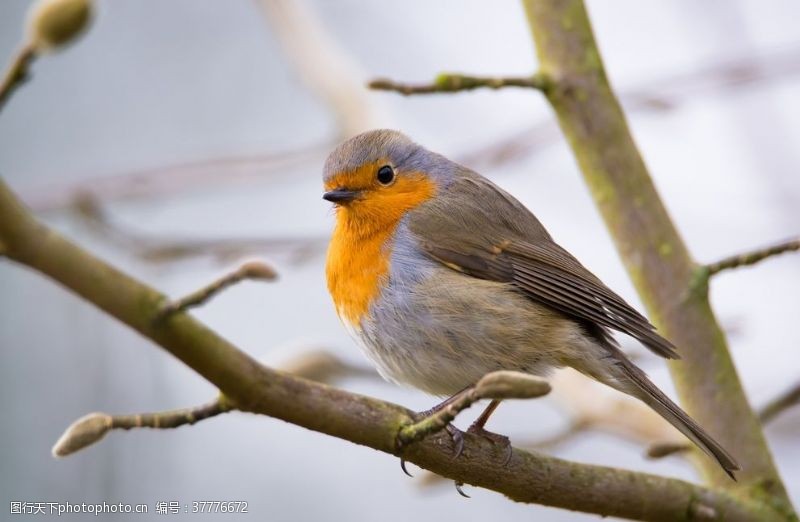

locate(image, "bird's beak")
[[323, 188, 360, 203]]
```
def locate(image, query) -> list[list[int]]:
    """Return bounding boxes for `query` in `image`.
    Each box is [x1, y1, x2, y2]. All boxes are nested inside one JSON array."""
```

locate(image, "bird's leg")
[[398, 387, 470, 477], [416, 386, 469, 417], [467, 399, 512, 465]]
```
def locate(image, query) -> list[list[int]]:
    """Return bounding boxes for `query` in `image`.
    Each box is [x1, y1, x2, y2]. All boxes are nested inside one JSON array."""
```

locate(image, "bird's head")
[[322, 129, 451, 235]]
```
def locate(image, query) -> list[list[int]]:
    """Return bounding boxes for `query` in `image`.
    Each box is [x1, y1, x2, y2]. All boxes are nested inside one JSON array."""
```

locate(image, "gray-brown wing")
[[408, 175, 678, 359]]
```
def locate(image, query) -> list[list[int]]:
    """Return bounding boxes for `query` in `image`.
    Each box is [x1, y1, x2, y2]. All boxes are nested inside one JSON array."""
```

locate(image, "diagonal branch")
[[52, 349, 380, 457], [155, 260, 276, 320], [648, 380, 800, 459], [0, 176, 775, 521], [706, 238, 800, 277], [760, 381, 800, 425], [70, 193, 327, 265], [0, 44, 36, 113], [368, 73, 550, 95]]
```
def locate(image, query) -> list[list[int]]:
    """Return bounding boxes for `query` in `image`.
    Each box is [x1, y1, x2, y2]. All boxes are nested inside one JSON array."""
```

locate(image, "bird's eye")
[[376, 165, 395, 185]]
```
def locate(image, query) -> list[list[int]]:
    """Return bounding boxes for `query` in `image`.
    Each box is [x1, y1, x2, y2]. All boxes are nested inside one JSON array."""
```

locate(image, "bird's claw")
[[447, 423, 465, 458], [398, 420, 465, 477], [400, 458, 413, 477]]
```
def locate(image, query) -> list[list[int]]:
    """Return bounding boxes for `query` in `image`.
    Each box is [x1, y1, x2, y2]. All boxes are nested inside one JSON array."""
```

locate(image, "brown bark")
[[521, 0, 794, 516]]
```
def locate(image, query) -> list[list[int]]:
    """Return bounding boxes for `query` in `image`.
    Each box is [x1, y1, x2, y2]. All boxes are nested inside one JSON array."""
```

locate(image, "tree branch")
[[399, 372, 551, 447], [458, 46, 800, 169], [52, 399, 231, 457], [760, 381, 800, 425], [0, 175, 777, 521], [22, 144, 328, 214], [368, 73, 550, 95], [648, 380, 800, 459], [520, 1, 794, 512], [156, 260, 277, 320], [0, 44, 36, 113], [69, 192, 327, 266], [706, 238, 800, 277], [52, 349, 379, 457]]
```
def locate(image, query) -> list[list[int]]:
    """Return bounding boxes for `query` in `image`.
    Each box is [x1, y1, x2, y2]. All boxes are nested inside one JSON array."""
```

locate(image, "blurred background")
[[1, 0, 798, 520]]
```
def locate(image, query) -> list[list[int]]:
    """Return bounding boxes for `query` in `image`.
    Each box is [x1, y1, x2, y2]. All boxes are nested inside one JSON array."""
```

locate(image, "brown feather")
[[409, 173, 678, 359]]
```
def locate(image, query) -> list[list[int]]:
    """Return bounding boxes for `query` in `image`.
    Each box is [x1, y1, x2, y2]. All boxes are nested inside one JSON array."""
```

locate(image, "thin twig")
[[18, 48, 800, 212], [0, 44, 36, 113], [71, 192, 326, 265], [398, 372, 550, 446], [22, 143, 329, 213], [113, 399, 228, 430], [760, 381, 800, 425], [21, 46, 800, 214], [459, 46, 800, 169], [277, 350, 378, 383], [526, 419, 592, 451], [52, 350, 377, 457], [156, 261, 277, 320], [52, 399, 230, 457], [369, 73, 550, 96], [706, 238, 800, 277], [648, 380, 800, 459]]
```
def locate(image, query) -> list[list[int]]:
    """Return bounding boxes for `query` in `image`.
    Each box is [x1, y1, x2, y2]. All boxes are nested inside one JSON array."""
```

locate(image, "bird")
[[322, 129, 739, 479]]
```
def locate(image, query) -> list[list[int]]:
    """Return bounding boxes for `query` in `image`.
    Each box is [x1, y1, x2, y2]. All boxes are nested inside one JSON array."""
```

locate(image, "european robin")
[[322, 129, 738, 478]]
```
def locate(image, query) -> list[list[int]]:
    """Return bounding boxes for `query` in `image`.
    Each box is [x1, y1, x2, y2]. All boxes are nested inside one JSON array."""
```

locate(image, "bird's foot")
[[467, 422, 513, 466], [399, 417, 464, 477]]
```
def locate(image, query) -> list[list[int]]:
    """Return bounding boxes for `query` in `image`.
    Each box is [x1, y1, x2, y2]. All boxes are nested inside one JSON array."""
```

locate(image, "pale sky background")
[[1, 1, 798, 520]]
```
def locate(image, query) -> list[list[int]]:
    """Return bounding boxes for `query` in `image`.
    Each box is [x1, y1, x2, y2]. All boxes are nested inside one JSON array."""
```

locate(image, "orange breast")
[[326, 220, 392, 327], [325, 172, 436, 327]]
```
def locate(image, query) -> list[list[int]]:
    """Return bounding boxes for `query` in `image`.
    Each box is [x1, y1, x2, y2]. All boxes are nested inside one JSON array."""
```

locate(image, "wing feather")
[[409, 174, 678, 359]]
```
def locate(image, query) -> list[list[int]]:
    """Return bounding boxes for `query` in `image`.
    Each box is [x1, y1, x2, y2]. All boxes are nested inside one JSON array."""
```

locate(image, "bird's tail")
[[606, 356, 740, 479]]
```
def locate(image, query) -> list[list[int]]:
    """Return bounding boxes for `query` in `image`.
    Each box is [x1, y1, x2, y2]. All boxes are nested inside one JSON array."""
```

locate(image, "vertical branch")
[[521, 0, 792, 510]]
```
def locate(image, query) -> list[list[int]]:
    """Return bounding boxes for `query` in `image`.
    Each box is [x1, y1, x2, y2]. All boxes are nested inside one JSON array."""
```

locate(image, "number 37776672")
[[192, 501, 248, 513]]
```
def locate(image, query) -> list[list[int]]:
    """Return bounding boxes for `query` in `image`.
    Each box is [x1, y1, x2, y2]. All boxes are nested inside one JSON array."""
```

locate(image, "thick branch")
[[368, 73, 549, 95], [0, 178, 774, 521], [522, 0, 794, 512], [706, 238, 800, 277]]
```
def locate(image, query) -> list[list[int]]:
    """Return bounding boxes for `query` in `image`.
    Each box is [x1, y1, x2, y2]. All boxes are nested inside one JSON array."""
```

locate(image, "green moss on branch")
[[521, 0, 794, 515]]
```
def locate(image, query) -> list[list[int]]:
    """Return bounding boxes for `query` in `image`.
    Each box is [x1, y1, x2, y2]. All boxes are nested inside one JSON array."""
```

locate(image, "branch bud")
[[238, 260, 278, 281], [475, 371, 551, 400], [27, 0, 93, 52], [52, 412, 111, 457]]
